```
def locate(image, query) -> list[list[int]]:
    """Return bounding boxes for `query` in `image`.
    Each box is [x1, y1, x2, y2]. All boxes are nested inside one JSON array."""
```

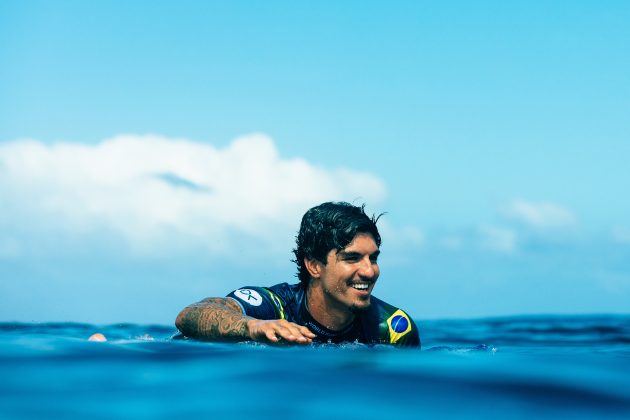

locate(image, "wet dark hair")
[[292, 201, 383, 285]]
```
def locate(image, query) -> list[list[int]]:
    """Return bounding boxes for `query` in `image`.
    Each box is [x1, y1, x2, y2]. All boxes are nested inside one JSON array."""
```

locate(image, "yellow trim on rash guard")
[[387, 309, 412, 344], [266, 289, 286, 320]]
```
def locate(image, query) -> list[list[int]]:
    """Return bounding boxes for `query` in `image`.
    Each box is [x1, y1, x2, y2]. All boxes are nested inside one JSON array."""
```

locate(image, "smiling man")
[[175, 202, 420, 347]]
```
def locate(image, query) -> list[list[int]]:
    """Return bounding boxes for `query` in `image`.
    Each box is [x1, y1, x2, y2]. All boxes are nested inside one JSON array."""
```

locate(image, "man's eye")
[[370, 256, 378, 263]]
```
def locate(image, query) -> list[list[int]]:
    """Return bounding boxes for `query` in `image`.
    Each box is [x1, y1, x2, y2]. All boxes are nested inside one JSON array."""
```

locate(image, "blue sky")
[[1, 1, 629, 324]]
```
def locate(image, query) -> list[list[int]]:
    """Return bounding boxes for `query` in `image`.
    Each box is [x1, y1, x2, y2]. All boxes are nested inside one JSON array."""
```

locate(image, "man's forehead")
[[339, 233, 379, 252]]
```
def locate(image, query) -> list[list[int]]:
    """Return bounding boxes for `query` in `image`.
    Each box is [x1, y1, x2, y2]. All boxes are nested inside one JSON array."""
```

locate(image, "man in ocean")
[[175, 201, 420, 347]]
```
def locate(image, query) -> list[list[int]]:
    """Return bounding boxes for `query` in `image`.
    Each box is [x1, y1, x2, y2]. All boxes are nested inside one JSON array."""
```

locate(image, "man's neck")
[[305, 283, 355, 331]]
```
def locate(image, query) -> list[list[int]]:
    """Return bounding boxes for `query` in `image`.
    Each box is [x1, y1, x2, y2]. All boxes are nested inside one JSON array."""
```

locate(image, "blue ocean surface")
[[1, 315, 629, 419]]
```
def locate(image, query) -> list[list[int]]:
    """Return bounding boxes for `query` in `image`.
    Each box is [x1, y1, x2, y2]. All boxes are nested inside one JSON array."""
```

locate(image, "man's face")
[[316, 232, 381, 312]]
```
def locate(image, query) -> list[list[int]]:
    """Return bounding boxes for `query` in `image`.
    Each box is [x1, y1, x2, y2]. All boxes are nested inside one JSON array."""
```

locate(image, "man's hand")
[[247, 319, 316, 344]]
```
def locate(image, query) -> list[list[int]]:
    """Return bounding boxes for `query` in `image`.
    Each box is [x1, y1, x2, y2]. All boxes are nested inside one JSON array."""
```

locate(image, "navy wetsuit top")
[[227, 283, 420, 348]]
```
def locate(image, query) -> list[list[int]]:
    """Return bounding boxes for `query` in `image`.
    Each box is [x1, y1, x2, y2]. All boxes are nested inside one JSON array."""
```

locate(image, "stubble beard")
[[349, 295, 372, 313]]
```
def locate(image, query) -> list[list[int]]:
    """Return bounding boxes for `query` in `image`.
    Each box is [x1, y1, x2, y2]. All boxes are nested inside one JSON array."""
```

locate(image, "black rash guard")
[[227, 282, 420, 348]]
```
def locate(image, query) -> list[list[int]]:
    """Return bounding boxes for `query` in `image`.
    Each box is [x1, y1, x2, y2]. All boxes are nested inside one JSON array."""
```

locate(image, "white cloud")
[[502, 199, 576, 228], [0, 134, 386, 255], [478, 225, 517, 253]]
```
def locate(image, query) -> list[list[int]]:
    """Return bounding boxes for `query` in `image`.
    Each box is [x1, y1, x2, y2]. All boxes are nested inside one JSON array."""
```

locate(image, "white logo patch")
[[234, 289, 263, 306]]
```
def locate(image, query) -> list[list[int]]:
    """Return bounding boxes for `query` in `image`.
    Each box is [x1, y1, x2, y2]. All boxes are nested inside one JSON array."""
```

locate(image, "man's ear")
[[304, 258, 322, 279]]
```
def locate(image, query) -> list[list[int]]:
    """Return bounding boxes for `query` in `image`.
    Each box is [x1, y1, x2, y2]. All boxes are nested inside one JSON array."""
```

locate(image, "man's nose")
[[358, 258, 376, 278]]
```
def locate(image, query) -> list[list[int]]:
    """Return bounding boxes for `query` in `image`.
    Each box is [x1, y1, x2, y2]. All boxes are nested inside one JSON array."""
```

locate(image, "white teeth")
[[352, 284, 369, 290]]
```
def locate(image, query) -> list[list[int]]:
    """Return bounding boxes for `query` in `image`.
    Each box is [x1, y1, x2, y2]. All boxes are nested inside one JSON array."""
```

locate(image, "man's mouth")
[[350, 283, 370, 291]]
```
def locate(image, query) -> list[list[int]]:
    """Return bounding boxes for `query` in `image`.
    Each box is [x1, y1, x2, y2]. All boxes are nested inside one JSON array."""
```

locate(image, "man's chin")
[[350, 298, 371, 313]]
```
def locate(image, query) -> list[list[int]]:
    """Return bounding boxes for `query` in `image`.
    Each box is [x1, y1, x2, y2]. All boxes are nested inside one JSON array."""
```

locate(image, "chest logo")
[[234, 289, 263, 306]]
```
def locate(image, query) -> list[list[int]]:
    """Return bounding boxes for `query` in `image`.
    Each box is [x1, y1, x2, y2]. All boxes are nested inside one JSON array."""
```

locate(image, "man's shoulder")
[[227, 282, 301, 320], [365, 296, 421, 347]]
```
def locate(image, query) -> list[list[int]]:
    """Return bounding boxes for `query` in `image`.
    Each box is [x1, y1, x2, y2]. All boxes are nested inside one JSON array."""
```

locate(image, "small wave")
[[426, 344, 497, 354], [421, 314, 630, 347]]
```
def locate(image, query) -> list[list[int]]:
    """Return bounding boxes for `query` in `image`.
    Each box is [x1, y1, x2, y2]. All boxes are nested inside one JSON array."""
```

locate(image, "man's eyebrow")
[[338, 251, 361, 258], [338, 250, 381, 258]]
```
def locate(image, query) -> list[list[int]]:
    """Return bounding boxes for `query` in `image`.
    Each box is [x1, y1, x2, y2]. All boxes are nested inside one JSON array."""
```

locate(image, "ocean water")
[[1, 315, 629, 419]]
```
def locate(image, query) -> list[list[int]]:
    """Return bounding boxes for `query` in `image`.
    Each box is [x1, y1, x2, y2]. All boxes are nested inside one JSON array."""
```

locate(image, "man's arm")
[[175, 297, 315, 344], [175, 298, 250, 341]]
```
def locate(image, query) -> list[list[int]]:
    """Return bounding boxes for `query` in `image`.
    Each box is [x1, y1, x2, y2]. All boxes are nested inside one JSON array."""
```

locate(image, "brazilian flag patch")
[[387, 309, 412, 344]]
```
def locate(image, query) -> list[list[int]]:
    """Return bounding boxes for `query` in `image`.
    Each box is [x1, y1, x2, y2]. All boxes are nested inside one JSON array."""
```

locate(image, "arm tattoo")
[[176, 298, 251, 341]]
